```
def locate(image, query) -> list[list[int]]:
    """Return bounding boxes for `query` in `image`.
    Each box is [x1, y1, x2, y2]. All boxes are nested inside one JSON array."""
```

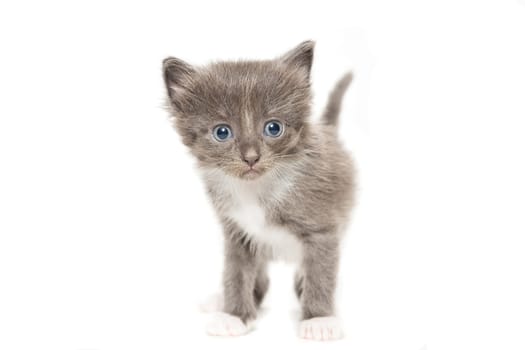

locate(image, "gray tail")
[[321, 72, 353, 127]]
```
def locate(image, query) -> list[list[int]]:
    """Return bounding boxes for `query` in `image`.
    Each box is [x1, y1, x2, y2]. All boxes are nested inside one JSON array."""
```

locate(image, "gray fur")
[[162, 41, 355, 325], [322, 72, 353, 127]]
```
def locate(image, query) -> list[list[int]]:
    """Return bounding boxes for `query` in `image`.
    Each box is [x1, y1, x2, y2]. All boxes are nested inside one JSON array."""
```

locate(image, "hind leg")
[[254, 261, 269, 308], [294, 270, 304, 300]]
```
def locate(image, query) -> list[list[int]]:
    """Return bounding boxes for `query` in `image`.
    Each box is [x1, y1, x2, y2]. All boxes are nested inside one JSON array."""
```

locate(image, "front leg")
[[206, 223, 260, 336], [299, 234, 343, 341], [223, 230, 260, 323]]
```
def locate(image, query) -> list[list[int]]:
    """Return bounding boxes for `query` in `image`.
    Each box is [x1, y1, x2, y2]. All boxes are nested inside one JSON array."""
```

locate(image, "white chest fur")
[[204, 168, 303, 263]]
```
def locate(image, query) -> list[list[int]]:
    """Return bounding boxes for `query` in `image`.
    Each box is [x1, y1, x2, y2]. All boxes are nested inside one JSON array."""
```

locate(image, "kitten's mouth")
[[241, 167, 261, 179]]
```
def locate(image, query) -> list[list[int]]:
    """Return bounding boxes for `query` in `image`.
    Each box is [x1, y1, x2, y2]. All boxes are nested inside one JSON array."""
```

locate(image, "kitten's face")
[[163, 42, 314, 179]]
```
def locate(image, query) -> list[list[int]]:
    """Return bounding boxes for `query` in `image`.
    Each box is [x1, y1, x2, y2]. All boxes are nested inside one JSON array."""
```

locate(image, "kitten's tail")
[[321, 72, 353, 127]]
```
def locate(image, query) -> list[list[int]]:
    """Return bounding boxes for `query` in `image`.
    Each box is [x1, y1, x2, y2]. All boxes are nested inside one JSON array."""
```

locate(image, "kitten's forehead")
[[207, 61, 285, 84], [192, 60, 310, 124]]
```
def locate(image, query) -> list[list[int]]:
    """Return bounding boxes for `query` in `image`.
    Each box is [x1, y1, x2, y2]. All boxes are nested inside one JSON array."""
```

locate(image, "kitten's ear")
[[280, 40, 315, 79], [162, 57, 195, 105]]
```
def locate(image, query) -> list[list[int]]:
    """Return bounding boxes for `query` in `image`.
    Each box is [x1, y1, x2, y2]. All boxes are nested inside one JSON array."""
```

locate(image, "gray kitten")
[[162, 41, 355, 340]]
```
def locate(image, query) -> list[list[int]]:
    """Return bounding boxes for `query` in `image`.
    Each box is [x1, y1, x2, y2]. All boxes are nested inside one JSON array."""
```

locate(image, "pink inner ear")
[[169, 84, 185, 96]]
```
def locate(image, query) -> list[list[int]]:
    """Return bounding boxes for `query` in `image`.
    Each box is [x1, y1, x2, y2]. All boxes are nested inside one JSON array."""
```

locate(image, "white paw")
[[299, 316, 343, 341], [206, 312, 250, 337], [199, 293, 224, 313]]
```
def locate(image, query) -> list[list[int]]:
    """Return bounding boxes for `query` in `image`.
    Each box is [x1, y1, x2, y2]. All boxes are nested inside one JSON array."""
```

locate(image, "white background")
[[1, 1, 524, 349]]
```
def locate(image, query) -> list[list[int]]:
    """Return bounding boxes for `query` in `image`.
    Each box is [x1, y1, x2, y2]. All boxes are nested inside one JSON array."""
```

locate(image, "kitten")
[[162, 41, 355, 340]]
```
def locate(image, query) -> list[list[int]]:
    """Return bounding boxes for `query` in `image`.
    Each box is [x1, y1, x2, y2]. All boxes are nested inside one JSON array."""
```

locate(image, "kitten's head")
[[162, 41, 314, 180]]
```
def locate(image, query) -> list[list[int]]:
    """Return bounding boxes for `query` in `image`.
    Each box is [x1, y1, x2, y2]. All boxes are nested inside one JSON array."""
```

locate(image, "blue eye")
[[213, 125, 233, 141], [264, 120, 283, 137]]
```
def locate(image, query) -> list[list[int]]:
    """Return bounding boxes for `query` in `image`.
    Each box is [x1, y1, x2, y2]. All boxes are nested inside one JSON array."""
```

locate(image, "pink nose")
[[242, 147, 260, 167], [243, 153, 260, 167]]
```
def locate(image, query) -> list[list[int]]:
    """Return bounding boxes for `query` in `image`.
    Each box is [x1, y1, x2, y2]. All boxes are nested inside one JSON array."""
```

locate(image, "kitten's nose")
[[242, 148, 260, 167]]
